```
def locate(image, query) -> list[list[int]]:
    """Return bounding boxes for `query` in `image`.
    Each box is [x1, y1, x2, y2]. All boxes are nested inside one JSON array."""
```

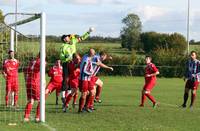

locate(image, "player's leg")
[[55, 87, 61, 105], [5, 80, 11, 107], [73, 90, 78, 104], [45, 82, 55, 99], [13, 80, 19, 107], [87, 88, 96, 111], [65, 88, 77, 108], [190, 81, 199, 108], [95, 78, 103, 103], [78, 81, 88, 113], [139, 89, 146, 107], [24, 98, 34, 122], [35, 100, 40, 122], [182, 80, 191, 107], [144, 82, 157, 107], [61, 62, 69, 107], [145, 90, 157, 107], [86, 81, 96, 111]]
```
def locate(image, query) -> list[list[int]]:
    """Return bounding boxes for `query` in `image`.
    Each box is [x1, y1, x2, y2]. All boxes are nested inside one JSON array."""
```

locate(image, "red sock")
[[36, 102, 40, 119], [146, 94, 156, 104], [79, 97, 85, 111], [65, 91, 69, 98], [141, 94, 146, 106], [88, 95, 95, 108], [5, 95, 8, 106], [95, 86, 102, 100], [65, 94, 73, 107], [191, 93, 196, 106], [73, 93, 78, 104], [85, 95, 90, 108], [24, 102, 33, 118], [14, 94, 18, 106]]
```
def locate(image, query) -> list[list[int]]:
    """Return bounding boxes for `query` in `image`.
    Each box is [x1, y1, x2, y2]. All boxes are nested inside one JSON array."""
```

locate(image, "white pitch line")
[[159, 102, 179, 107], [42, 123, 56, 131], [159, 102, 200, 110]]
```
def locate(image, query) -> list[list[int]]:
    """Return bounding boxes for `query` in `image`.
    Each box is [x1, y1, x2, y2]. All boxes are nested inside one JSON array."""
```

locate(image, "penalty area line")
[[41, 123, 56, 131], [159, 102, 179, 107]]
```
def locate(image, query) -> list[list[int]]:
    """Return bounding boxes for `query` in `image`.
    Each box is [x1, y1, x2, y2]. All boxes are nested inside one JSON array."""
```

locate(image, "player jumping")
[[60, 27, 94, 108], [182, 51, 200, 108], [139, 56, 159, 108], [88, 52, 113, 109], [3, 50, 19, 108], [64, 53, 81, 112]]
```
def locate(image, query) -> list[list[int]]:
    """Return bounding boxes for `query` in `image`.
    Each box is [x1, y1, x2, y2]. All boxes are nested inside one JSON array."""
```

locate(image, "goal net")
[[0, 12, 46, 124]]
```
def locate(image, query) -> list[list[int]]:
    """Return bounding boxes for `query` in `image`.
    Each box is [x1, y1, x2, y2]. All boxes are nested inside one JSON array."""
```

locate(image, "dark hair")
[[145, 55, 152, 60], [8, 50, 14, 54], [190, 51, 197, 55], [72, 53, 80, 59], [61, 34, 70, 42], [99, 51, 107, 56]]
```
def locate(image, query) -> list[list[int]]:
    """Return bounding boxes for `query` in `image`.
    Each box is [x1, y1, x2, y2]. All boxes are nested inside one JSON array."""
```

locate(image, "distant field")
[[15, 41, 131, 57]]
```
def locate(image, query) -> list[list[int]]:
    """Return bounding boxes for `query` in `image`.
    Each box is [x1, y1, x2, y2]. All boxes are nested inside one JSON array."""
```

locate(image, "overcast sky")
[[1, 0, 200, 40]]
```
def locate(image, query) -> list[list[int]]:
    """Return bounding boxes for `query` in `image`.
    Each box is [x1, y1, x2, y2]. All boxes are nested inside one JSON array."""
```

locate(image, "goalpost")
[[3, 12, 46, 122]]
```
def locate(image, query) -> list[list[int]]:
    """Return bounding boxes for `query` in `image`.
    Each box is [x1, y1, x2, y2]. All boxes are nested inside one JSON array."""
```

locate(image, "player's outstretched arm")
[[78, 27, 95, 42], [97, 62, 113, 71]]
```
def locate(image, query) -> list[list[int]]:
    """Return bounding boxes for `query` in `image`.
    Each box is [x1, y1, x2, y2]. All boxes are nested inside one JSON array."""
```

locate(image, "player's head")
[[89, 48, 96, 57], [8, 50, 14, 59], [61, 34, 71, 43], [56, 59, 61, 66], [72, 53, 81, 64], [99, 51, 107, 61], [190, 51, 197, 60], [145, 55, 152, 64]]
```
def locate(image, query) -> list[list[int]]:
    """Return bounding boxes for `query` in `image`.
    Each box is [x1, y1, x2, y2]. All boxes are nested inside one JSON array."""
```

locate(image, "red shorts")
[[47, 81, 62, 96], [185, 80, 199, 90], [79, 80, 95, 92], [26, 84, 40, 101], [6, 78, 19, 93], [91, 76, 99, 84], [143, 80, 156, 91], [69, 79, 79, 89]]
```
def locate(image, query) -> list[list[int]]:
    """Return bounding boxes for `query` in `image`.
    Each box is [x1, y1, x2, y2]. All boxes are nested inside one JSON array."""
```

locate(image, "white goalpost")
[[4, 12, 46, 122]]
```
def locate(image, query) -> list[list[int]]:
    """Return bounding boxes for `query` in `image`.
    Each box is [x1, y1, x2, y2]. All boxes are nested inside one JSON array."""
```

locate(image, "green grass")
[[0, 76, 200, 131]]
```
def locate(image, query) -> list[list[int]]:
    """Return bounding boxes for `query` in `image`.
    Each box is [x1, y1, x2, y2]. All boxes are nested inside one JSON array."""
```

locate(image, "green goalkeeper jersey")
[[60, 32, 90, 63]]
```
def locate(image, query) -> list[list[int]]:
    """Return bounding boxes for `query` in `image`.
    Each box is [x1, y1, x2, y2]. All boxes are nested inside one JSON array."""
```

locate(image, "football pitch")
[[0, 76, 200, 131]]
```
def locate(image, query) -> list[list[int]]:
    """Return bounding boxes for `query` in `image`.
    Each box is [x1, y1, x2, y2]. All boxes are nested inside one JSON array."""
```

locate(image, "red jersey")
[[145, 63, 158, 82], [68, 61, 80, 80], [3, 59, 19, 78], [26, 58, 40, 86], [48, 65, 63, 83]]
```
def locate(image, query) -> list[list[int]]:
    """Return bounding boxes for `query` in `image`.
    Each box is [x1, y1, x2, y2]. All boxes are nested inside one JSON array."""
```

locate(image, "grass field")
[[0, 76, 200, 131]]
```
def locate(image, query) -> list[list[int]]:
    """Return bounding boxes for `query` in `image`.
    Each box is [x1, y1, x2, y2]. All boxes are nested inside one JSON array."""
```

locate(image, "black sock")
[[183, 93, 189, 105]]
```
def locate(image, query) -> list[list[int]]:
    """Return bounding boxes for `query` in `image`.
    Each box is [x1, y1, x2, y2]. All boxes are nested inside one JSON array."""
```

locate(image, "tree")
[[0, 10, 3, 23], [120, 13, 142, 51], [141, 32, 187, 54]]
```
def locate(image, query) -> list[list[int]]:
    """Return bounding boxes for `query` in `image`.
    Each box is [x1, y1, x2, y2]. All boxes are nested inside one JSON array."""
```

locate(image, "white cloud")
[[0, 0, 15, 6], [134, 5, 168, 23]]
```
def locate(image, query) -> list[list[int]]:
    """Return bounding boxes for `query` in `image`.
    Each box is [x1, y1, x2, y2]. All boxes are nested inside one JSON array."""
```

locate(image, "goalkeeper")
[[60, 27, 94, 108]]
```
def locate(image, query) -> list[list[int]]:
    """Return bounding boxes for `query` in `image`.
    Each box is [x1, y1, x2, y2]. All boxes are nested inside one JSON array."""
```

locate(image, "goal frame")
[[4, 12, 46, 122]]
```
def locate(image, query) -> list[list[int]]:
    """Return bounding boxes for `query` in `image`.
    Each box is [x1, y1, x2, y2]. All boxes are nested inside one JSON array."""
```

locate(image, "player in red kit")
[[3, 50, 19, 108], [64, 53, 81, 112], [45, 60, 63, 105], [24, 54, 43, 122], [139, 56, 159, 108]]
